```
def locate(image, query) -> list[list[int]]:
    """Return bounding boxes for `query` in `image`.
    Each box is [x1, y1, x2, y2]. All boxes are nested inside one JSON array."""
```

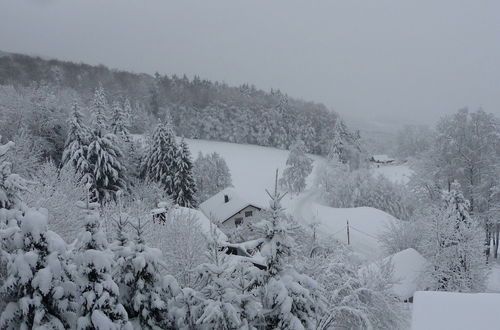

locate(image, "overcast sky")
[[1, 0, 499, 125]]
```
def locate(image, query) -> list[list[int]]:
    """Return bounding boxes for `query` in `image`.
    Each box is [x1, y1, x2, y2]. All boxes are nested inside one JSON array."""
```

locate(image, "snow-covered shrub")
[[150, 209, 206, 287], [379, 218, 425, 255], [299, 246, 405, 330], [420, 182, 487, 292], [23, 162, 86, 243], [320, 165, 413, 220], [193, 152, 232, 203], [0, 209, 77, 329]]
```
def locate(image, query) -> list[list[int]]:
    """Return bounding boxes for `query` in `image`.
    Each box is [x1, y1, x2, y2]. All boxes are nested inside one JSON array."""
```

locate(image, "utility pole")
[[347, 220, 350, 245]]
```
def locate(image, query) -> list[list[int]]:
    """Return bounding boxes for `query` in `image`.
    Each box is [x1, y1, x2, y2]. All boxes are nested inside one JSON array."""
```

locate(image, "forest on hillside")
[[0, 52, 363, 159]]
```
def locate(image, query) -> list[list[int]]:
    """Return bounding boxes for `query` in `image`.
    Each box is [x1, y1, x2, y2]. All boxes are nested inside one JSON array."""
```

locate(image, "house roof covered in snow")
[[411, 291, 500, 330], [361, 248, 428, 300], [168, 206, 228, 243], [371, 154, 395, 163], [199, 187, 263, 224]]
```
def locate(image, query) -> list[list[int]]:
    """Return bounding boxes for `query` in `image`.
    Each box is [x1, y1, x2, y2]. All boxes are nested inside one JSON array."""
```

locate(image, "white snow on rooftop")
[[362, 248, 428, 300], [199, 187, 262, 224], [372, 154, 395, 162], [411, 291, 500, 330], [169, 206, 228, 242]]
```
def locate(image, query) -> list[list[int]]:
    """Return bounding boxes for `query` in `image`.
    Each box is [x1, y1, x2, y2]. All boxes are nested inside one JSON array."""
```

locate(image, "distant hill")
[[0, 50, 362, 158]]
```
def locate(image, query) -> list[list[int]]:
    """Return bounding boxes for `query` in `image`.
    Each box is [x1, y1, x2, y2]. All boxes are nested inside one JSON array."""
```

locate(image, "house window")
[[235, 217, 243, 227], [245, 211, 253, 217]]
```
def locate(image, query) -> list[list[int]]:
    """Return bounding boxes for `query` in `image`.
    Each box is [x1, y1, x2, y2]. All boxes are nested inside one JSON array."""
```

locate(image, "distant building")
[[370, 154, 395, 164], [199, 187, 262, 231]]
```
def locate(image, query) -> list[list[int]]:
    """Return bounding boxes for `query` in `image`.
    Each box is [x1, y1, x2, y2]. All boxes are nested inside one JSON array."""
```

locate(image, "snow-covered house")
[[360, 248, 428, 302], [370, 154, 395, 164], [411, 291, 500, 330], [199, 187, 262, 231]]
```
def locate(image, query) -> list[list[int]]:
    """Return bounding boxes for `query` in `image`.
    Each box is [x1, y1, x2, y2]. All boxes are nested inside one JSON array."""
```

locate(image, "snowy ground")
[[184, 138, 323, 207], [184, 138, 399, 261], [486, 262, 500, 293], [371, 163, 414, 184]]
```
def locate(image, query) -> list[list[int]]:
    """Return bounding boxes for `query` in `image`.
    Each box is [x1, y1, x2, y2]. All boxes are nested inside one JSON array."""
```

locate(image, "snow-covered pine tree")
[[327, 119, 350, 166], [74, 200, 131, 330], [256, 170, 322, 329], [118, 216, 172, 329], [0, 137, 30, 211], [110, 100, 131, 142], [279, 139, 313, 194], [172, 138, 197, 207], [86, 130, 128, 203], [0, 138, 31, 314], [90, 83, 109, 135], [0, 209, 77, 329], [140, 121, 179, 196], [192, 226, 243, 330], [62, 101, 92, 185], [423, 181, 487, 292]]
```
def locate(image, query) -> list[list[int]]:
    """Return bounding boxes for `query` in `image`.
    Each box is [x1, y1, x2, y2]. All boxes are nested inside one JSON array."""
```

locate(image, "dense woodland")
[[0, 52, 363, 158]]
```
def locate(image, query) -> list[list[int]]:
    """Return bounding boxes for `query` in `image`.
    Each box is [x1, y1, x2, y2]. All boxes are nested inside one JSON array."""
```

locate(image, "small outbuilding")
[[370, 154, 395, 164]]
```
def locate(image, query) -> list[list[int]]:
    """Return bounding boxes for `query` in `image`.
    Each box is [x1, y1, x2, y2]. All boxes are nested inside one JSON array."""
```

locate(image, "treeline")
[[0, 51, 362, 157]]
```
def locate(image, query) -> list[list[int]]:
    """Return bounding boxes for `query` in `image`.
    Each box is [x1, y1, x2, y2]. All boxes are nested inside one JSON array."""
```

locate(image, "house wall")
[[220, 205, 261, 231]]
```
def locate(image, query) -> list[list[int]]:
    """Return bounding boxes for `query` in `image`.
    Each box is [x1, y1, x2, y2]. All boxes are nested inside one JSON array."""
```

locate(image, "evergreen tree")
[[120, 217, 172, 329], [110, 100, 130, 142], [87, 131, 128, 203], [62, 101, 92, 185], [0, 137, 30, 211], [173, 139, 197, 207], [192, 227, 244, 330], [423, 182, 487, 292], [74, 201, 131, 330], [279, 139, 313, 194], [90, 83, 109, 135], [256, 171, 321, 329], [0, 209, 77, 329], [141, 121, 178, 196]]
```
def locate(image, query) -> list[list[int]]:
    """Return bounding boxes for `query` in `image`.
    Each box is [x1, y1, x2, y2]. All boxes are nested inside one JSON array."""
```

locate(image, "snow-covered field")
[[371, 163, 414, 184], [184, 138, 323, 206], [184, 138, 399, 260]]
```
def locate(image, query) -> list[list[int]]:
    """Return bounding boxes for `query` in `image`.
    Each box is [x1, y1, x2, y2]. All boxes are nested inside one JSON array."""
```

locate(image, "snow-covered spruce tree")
[[279, 139, 313, 194], [0, 138, 31, 212], [0, 209, 78, 329], [0, 138, 31, 314], [140, 121, 179, 196], [62, 101, 93, 184], [90, 83, 109, 135], [191, 225, 255, 330], [86, 130, 128, 203], [74, 200, 131, 330], [256, 171, 322, 329], [118, 216, 173, 329], [422, 182, 487, 292], [193, 152, 232, 203], [110, 101, 131, 142], [172, 138, 197, 207]]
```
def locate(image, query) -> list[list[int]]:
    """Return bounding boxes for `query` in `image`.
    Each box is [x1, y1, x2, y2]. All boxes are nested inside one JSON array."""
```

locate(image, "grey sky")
[[1, 0, 499, 125]]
